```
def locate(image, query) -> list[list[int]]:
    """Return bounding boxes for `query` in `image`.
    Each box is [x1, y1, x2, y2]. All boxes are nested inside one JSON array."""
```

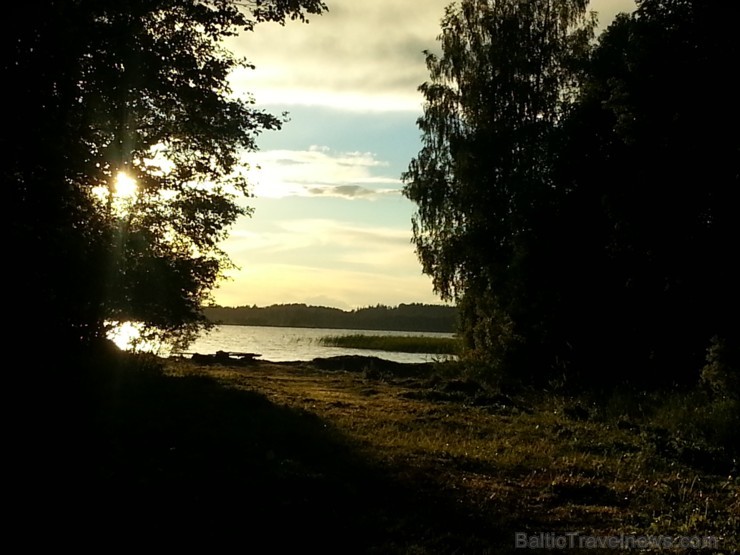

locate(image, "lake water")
[[184, 325, 455, 364]]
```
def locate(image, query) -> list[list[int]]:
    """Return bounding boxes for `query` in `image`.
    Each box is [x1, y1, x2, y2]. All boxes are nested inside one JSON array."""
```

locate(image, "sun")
[[108, 321, 142, 350], [115, 171, 138, 199], [106, 321, 164, 353]]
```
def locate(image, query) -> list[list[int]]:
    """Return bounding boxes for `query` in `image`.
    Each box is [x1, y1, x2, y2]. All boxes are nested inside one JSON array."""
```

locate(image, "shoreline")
[[176, 351, 437, 376]]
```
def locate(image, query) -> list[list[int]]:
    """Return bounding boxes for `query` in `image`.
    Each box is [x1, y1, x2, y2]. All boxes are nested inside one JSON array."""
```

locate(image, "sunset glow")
[[214, 0, 637, 308]]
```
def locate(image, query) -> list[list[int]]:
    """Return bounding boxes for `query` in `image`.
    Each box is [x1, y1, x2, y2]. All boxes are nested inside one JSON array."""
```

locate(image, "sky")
[[212, 0, 636, 310]]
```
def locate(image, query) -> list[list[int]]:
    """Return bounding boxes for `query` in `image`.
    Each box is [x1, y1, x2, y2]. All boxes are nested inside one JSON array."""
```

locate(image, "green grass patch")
[[318, 333, 460, 354]]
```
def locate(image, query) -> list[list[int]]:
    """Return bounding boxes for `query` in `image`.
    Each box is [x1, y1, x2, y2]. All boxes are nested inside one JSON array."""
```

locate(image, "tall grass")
[[318, 334, 460, 355]]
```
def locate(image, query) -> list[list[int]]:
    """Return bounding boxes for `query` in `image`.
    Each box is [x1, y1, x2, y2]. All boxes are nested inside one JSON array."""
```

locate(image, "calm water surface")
[[185, 325, 455, 364]]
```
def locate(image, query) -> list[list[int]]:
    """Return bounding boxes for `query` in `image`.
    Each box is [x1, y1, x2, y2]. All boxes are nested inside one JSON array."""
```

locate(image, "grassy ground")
[[86, 353, 738, 553], [318, 334, 460, 355]]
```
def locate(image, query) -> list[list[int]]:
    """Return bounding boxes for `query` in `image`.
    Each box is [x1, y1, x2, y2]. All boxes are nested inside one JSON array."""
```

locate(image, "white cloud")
[[228, 0, 450, 111], [223, 218, 414, 263], [244, 146, 401, 199], [228, 0, 637, 112]]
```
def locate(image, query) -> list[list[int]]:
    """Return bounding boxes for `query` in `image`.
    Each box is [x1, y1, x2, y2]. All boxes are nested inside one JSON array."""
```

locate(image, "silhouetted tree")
[[404, 0, 739, 387], [202, 303, 458, 332], [4, 0, 326, 354], [402, 0, 595, 381], [556, 0, 740, 384]]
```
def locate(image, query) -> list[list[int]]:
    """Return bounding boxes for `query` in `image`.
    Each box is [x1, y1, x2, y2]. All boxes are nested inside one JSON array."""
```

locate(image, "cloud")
[[306, 185, 399, 198], [223, 217, 418, 272], [244, 146, 402, 199], [214, 262, 438, 310], [228, 0, 637, 112], [227, 0, 451, 111], [215, 217, 437, 309], [308, 185, 370, 197]]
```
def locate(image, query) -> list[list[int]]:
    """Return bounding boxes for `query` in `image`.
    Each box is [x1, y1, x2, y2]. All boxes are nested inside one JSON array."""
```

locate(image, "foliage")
[[701, 336, 740, 400], [5, 0, 326, 352], [555, 0, 740, 383], [203, 303, 459, 332], [403, 0, 596, 381], [404, 0, 739, 387]]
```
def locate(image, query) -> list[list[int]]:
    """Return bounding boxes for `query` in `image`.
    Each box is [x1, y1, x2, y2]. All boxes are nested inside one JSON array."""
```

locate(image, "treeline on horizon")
[[203, 303, 458, 333]]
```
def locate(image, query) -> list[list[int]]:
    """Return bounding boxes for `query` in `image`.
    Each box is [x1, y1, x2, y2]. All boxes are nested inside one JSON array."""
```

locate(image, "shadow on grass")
[[78, 353, 511, 553]]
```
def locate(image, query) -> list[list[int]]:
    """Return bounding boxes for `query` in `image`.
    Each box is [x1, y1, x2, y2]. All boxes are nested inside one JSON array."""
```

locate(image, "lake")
[[185, 325, 455, 364]]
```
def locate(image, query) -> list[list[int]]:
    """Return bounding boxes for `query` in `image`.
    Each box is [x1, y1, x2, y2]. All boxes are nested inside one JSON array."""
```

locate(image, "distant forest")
[[203, 303, 458, 333]]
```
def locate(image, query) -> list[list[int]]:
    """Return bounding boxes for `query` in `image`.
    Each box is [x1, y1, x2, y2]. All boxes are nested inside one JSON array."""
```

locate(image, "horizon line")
[[205, 301, 455, 311]]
